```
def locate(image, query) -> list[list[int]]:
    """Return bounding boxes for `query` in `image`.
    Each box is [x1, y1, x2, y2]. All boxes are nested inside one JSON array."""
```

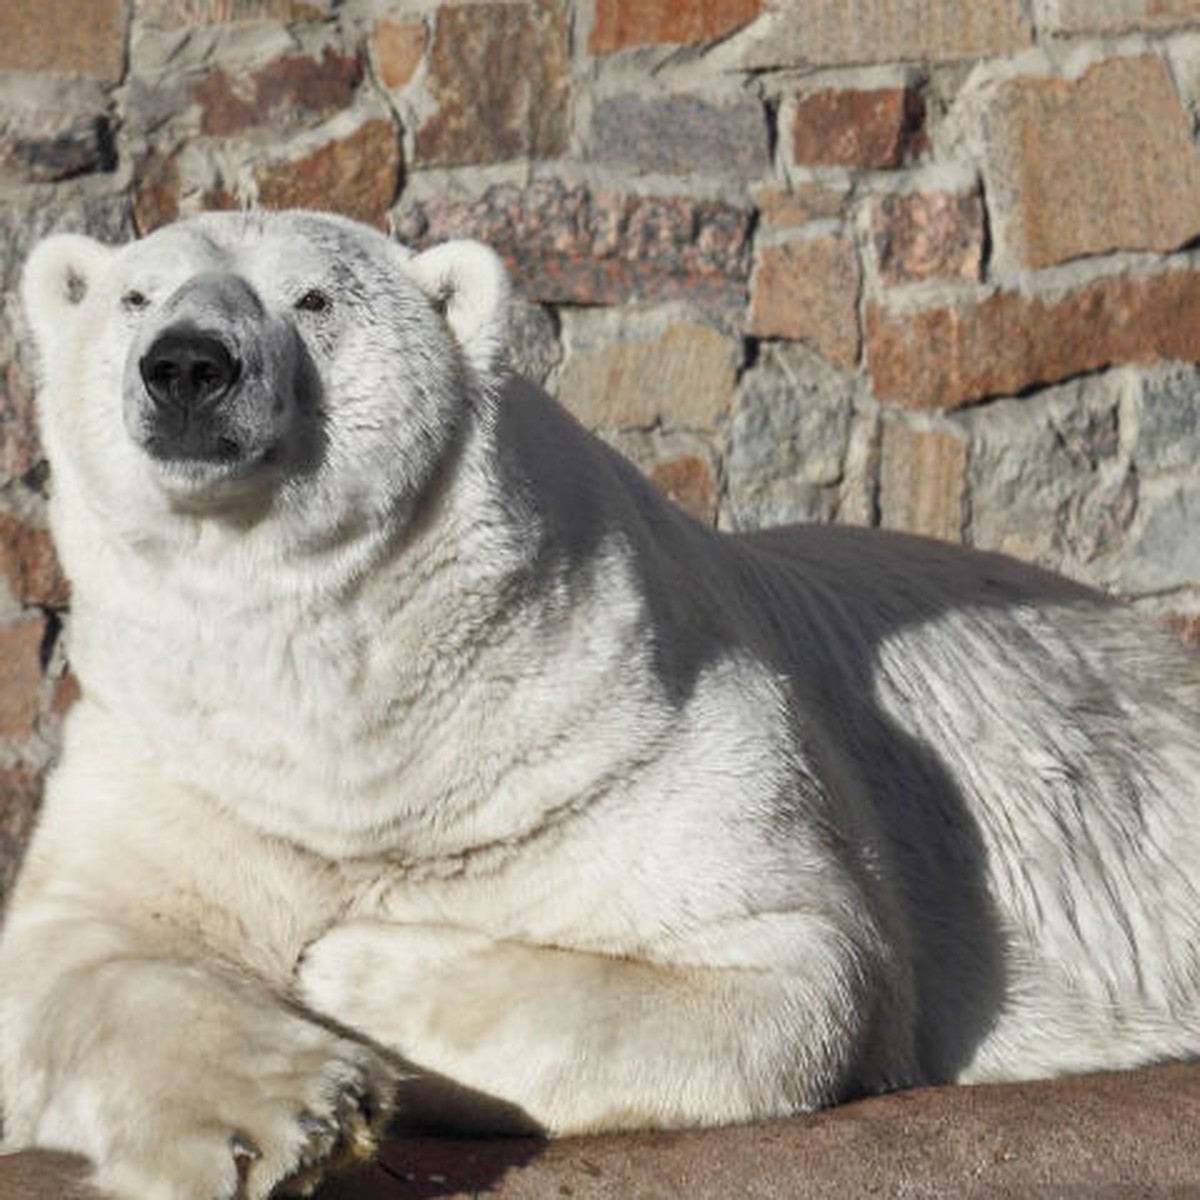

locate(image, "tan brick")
[[648, 454, 718, 525], [557, 323, 738, 431], [0, 0, 126, 81], [373, 18, 426, 90], [415, 1, 569, 167], [748, 234, 861, 371], [734, 0, 1031, 68], [255, 117, 401, 230], [590, 0, 763, 53], [754, 184, 848, 229], [984, 56, 1200, 270], [0, 618, 45, 741], [193, 47, 362, 137], [871, 190, 985, 285], [792, 87, 926, 169], [866, 267, 1200, 410], [0, 515, 68, 610], [138, 0, 330, 25], [879, 424, 965, 542], [1035, 0, 1200, 33], [0, 762, 42, 911]]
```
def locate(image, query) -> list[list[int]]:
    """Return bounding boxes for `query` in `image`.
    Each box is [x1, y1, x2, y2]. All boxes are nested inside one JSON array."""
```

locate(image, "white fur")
[[3, 210, 1199, 1199]]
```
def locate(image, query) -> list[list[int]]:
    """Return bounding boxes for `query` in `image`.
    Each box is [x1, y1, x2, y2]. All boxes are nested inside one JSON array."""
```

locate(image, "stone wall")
[[0, 0, 1198, 898]]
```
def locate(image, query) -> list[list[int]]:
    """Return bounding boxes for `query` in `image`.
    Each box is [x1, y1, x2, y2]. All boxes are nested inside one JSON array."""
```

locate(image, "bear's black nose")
[[139, 327, 241, 415]]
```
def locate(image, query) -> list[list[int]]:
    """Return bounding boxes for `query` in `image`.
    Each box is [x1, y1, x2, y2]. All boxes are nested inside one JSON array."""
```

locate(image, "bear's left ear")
[[21, 233, 115, 358], [407, 240, 510, 377]]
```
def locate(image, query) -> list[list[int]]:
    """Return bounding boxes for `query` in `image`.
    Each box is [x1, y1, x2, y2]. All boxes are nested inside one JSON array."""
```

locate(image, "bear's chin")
[[146, 447, 283, 515]]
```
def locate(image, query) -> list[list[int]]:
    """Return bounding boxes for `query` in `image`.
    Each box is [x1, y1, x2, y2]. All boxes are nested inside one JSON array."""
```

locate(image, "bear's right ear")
[[21, 233, 115, 354]]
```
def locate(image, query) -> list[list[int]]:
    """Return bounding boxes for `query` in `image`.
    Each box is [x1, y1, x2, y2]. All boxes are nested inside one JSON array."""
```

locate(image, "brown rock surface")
[[792, 86, 926, 169], [589, 0, 764, 53], [983, 56, 1200, 269], [4, 1064, 1199, 1198]]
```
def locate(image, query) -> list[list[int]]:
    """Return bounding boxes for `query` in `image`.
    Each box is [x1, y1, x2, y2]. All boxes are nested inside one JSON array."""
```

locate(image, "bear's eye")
[[121, 289, 150, 311], [295, 288, 331, 314]]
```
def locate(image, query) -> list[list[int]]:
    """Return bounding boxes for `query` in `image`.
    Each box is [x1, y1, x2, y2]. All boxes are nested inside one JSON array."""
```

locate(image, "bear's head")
[[21, 210, 509, 551]]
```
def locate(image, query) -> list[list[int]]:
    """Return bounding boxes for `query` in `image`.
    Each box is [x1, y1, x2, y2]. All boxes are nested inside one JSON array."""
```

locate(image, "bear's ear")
[[21, 233, 115, 354], [406, 240, 509, 377]]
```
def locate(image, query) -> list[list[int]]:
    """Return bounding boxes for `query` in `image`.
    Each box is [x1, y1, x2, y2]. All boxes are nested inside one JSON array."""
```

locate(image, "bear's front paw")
[[73, 1007, 399, 1200]]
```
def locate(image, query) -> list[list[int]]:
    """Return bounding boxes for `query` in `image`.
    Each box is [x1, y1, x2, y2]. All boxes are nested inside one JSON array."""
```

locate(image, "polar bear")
[[2, 208, 1199, 1199]]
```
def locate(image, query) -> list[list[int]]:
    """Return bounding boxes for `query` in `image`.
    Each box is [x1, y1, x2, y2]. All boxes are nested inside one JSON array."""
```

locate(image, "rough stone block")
[[792, 86, 926, 169], [394, 181, 753, 307], [0, 764, 42, 914], [879, 422, 966, 543], [866, 267, 1200, 410], [732, 0, 1031, 69], [255, 116, 401, 230], [747, 233, 861, 370], [0, 0, 126, 80], [1132, 364, 1200, 476], [1035, 0, 1200, 33], [1123, 479, 1200, 593], [137, 0, 332, 25], [193, 47, 363, 137], [0, 617, 46, 742], [372, 18, 426, 91], [590, 0, 764, 53], [415, 1, 569, 167], [0, 515, 68, 610], [0, 363, 42, 492], [0, 113, 115, 184], [870, 189, 985, 285], [591, 95, 770, 177], [982, 56, 1200, 270], [754, 185, 848, 229], [556, 319, 738, 431], [963, 376, 1132, 577], [723, 342, 854, 531]]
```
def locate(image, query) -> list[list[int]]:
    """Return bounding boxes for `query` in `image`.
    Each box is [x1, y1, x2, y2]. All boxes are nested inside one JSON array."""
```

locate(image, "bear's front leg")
[[1, 931, 395, 1200], [0, 711, 399, 1200], [297, 918, 899, 1135]]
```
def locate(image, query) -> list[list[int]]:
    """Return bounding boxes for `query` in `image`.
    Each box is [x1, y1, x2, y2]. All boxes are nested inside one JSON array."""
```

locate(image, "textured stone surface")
[[647, 454, 718, 525], [415, 1, 570, 167], [733, 0, 1032, 68], [0, 114, 115, 184], [879, 423, 966, 542], [0, 764, 42, 913], [870, 189, 986, 284], [255, 117, 401, 230], [1036, 0, 1200, 32], [10, 1062, 1198, 1199], [983, 56, 1200, 270], [557, 319, 738, 430], [0, 618, 46, 741], [1123, 479, 1200, 593], [748, 233, 860, 369], [0, 0, 126, 81], [372, 18, 426, 91], [791, 86, 926, 169], [589, 0, 764, 52], [754, 184, 848, 229], [0, 362, 43, 492], [193, 48, 363, 137], [394, 182, 754, 307], [866, 267, 1200, 410], [724, 342, 855, 530], [604, 428, 722, 525], [0, 514, 68, 610], [1133, 363, 1200, 475], [963, 376, 1132, 576], [591, 95, 770, 177], [137, 0, 330, 23]]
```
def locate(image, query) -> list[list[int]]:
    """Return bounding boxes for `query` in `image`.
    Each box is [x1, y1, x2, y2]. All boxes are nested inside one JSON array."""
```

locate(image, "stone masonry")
[[0, 0, 1198, 904]]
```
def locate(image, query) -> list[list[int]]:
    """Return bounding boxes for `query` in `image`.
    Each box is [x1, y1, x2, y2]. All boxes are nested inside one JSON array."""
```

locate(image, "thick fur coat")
[[2, 210, 1198, 1199]]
